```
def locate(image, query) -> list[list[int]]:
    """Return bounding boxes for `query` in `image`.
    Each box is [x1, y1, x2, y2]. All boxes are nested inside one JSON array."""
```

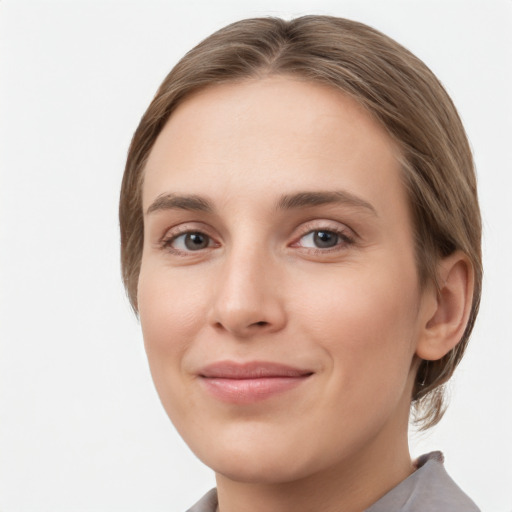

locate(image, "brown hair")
[[119, 15, 482, 429]]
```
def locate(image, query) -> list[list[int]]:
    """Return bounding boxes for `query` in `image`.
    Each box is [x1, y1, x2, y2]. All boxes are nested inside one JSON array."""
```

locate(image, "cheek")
[[285, 265, 421, 464], [294, 262, 420, 388], [137, 265, 208, 389]]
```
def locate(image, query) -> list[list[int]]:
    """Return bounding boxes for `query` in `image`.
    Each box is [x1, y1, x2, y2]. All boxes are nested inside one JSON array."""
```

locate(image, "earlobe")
[[416, 251, 474, 361]]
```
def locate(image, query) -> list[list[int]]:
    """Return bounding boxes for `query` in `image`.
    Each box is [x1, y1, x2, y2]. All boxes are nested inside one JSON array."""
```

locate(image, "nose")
[[209, 247, 287, 338]]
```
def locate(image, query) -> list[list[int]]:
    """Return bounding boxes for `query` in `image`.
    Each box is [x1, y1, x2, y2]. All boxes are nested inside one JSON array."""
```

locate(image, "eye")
[[165, 231, 214, 252], [296, 229, 354, 250], [301, 230, 339, 249]]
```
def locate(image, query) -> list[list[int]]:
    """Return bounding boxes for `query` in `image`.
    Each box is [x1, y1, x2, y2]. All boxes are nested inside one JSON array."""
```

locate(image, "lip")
[[198, 361, 314, 404]]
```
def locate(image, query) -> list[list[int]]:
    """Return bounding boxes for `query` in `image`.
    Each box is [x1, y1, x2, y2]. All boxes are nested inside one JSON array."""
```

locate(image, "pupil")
[[314, 231, 338, 248], [185, 233, 208, 250]]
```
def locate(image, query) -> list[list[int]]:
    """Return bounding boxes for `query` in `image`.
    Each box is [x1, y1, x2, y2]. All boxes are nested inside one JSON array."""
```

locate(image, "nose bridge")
[[211, 238, 285, 336]]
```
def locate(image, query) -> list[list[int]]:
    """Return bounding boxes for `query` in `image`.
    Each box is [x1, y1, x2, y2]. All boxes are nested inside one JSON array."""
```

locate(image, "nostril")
[[254, 321, 269, 327]]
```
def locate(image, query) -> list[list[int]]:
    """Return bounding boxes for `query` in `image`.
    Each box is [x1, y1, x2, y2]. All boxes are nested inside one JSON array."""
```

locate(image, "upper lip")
[[198, 361, 314, 379]]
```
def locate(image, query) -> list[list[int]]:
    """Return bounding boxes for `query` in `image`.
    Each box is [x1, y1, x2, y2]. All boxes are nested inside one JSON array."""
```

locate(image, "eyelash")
[[292, 227, 355, 254], [160, 227, 218, 255], [159, 224, 356, 256]]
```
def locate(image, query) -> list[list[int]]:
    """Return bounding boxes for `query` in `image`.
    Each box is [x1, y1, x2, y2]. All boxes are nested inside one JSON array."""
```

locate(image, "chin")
[[185, 424, 328, 485], [209, 450, 313, 485]]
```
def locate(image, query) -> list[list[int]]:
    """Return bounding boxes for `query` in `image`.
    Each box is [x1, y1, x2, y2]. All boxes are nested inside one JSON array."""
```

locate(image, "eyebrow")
[[276, 191, 377, 216], [146, 193, 214, 215], [145, 190, 377, 216]]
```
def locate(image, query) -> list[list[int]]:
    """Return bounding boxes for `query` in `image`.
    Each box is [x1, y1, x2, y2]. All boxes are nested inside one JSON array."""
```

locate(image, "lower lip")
[[200, 376, 311, 404]]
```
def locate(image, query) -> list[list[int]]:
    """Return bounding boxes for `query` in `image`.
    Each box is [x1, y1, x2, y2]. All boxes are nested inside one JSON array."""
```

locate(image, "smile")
[[198, 361, 314, 404]]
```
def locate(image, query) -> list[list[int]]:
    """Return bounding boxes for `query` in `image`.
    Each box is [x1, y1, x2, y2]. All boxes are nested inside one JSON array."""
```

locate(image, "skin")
[[137, 77, 471, 512]]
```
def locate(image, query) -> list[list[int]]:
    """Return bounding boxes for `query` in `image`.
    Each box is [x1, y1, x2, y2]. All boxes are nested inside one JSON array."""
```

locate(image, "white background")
[[0, 1, 511, 511]]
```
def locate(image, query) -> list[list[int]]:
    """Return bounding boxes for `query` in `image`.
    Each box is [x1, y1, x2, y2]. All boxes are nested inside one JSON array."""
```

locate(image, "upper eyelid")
[[293, 219, 356, 238], [159, 222, 217, 242]]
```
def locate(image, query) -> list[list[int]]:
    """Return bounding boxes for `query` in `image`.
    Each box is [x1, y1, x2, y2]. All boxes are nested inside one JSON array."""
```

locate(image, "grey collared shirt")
[[186, 452, 480, 511]]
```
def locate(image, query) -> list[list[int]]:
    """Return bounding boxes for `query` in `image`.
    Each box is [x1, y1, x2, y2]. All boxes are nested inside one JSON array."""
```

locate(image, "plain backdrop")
[[0, 1, 511, 511]]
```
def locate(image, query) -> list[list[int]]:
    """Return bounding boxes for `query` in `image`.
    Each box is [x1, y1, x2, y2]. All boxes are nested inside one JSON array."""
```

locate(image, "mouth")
[[198, 361, 314, 404]]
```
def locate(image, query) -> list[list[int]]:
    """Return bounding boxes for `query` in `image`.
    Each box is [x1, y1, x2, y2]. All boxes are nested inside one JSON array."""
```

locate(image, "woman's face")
[[138, 77, 432, 483]]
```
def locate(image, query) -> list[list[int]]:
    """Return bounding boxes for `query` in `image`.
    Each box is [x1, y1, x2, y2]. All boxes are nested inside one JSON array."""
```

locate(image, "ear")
[[416, 251, 474, 361]]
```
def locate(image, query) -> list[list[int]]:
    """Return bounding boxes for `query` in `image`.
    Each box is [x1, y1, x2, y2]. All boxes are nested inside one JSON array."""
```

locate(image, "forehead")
[[142, 76, 407, 217]]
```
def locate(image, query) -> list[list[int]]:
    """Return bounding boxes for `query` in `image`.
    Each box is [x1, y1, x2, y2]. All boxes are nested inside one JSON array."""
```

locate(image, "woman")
[[119, 16, 481, 511]]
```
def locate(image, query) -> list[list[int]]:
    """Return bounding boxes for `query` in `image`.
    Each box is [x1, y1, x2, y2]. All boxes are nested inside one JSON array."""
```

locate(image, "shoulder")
[[366, 452, 480, 512], [186, 488, 218, 512]]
